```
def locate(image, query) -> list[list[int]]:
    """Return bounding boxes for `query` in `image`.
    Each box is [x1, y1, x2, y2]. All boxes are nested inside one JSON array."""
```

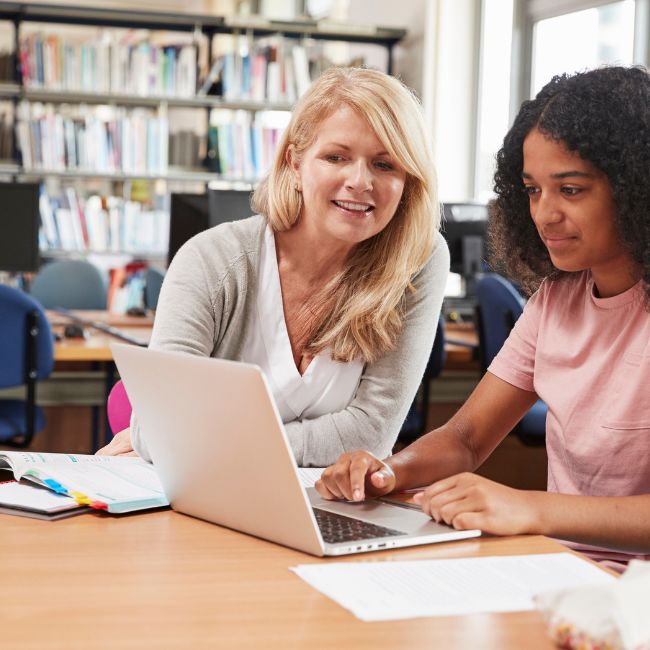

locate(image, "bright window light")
[[531, 0, 635, 96]]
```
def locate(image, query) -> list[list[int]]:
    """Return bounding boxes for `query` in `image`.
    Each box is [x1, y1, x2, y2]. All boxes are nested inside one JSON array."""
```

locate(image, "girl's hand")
[[413, 473, 541, 536], [95, 428, 138, 457], [315, 451, 396, 502]]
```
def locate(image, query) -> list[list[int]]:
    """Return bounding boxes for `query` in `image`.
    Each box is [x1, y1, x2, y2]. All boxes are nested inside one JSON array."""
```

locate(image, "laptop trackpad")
[[307, 488, 455, 535]]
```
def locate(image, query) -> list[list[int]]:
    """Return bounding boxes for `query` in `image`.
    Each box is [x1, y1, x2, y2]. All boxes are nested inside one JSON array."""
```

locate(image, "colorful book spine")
[[38, 187, 170, 255], [20, 31, 198, 97]]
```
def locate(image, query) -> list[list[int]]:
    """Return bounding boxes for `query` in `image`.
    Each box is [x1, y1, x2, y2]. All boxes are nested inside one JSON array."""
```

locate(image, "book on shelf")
[[38, 186, 169, 255], [0, 110, 13, 160], [169, 129, 202, 168], [20, 30, 198, 97], [208, 108, 289, 181], [0, 478, 91, 520], [214, 34, 312, 105], [0, 452, 169, 514], [16, 101, 169, 175]]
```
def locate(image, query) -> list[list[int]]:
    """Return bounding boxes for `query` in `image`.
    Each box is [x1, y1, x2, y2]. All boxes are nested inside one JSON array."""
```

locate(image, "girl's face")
[[522, 128, 635, 297], [287, 105, 406, 251]]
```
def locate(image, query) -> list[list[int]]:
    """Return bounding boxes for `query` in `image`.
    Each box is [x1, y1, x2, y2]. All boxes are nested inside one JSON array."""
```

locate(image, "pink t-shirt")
[[488, 271, 650, 568]]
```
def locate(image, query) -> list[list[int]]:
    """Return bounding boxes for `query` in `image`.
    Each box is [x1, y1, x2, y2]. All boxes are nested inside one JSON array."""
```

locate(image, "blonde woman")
[[99, 67, 449, 467]]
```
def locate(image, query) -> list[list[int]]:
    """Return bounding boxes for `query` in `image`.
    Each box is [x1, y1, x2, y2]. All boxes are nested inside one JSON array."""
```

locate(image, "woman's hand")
[[95, 428, 138, 457], [413, 472, 541, 536], [315, 451, 396, 501]]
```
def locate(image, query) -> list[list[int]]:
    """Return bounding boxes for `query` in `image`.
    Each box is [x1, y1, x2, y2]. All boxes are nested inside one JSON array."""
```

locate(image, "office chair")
[[0, 285, 55, 447], [30, 259, 108, 310], [107, 379, 132, 436], [144, 267, 165, 311], [475, 273, 547, 446], [399, 315, 447, 444]]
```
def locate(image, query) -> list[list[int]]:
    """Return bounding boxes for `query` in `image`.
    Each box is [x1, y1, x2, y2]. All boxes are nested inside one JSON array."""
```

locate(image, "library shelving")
[[0, 1, 406, 258]]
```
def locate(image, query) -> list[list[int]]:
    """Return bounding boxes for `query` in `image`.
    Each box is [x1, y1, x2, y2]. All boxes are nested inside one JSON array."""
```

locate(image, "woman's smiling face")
[[288, 105, 407, 250]]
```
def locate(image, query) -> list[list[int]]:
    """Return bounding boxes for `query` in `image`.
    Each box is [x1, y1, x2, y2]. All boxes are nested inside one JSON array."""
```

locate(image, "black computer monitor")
[[0, 182, 40, 273], [441, 202, 488, 294], [167, 189, 253, 265]]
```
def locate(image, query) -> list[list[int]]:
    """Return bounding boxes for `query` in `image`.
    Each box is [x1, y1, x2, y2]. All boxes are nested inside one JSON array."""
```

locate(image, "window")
[[473, 0, 648, 201], [531, 1, 636, 95]]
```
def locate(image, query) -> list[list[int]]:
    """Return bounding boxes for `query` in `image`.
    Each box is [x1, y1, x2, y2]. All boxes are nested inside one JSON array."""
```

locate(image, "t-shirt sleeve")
[[487, 282, 546, 393]]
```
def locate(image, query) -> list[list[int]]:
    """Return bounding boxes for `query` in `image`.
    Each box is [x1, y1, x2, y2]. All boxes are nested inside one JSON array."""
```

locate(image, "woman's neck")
[[274, 225, 352, 285]]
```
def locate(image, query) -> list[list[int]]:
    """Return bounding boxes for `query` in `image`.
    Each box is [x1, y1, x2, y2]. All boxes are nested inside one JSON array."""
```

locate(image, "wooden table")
[[0, 508, 577, 649], [49, 310, 153, 362]]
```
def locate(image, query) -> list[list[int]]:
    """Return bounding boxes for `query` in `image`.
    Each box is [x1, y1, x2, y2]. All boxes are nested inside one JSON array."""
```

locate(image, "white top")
[[240, 225, 364, 422]]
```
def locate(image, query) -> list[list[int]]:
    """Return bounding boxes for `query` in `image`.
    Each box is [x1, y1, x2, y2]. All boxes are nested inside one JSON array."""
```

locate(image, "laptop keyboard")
[[313, 508, 406, 544]]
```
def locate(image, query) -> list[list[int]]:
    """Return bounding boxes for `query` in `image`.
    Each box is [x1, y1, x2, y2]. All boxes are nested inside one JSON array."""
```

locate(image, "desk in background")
[[49, 311, 477, 367], [23, 311, 155, 453], [49, 310, 153, 362], [0, 509, 570, 649], [33, 313, 478, 454]]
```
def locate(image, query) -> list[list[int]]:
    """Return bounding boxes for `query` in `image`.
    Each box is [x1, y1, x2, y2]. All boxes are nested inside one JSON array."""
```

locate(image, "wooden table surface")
[[49, 310, 153, 362], [0, 508, 573, 649]]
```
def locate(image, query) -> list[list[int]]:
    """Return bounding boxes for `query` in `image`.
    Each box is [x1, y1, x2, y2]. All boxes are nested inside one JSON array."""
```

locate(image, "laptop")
[[111, 344, 481, 556]]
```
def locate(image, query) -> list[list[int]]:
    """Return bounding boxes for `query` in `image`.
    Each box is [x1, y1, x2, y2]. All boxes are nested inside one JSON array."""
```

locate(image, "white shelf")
[[41, 248, 166, 260], [0, 84, 293, 112], [0, 161, 20, 175], [17, 166, 259, 185]]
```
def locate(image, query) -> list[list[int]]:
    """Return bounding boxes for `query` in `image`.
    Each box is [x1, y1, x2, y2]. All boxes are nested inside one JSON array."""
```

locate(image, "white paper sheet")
[[291, 553, 616, 621], [297, 467, 324, 488]]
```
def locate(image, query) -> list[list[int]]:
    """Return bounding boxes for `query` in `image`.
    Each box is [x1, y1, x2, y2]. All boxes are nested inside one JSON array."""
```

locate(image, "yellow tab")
[[69, 491, 92, 505]]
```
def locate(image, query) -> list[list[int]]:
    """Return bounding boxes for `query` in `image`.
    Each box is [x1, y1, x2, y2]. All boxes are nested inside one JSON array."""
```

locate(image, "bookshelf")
[[0, 1, 406, 258]]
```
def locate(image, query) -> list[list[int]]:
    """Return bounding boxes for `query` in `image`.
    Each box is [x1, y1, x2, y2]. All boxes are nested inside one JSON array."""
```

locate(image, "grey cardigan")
[[132, 215, 449, 466]]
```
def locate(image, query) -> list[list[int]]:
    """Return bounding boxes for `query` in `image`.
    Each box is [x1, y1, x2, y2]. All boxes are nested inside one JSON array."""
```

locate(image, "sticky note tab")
[[44, 478, 69, 494], [69, 491, 92, 506]]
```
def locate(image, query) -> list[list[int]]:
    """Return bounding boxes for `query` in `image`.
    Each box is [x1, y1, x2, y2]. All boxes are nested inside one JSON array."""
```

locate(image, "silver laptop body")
[[111, 344, 481, 556]]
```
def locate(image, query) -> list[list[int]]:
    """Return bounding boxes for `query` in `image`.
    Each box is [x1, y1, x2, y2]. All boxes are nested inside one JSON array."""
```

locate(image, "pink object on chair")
[[107, 380, 133, 435]]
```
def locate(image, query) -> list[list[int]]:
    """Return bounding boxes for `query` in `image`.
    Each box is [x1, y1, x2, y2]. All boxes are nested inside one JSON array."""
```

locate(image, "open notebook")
[[0, 452, 169, 513]]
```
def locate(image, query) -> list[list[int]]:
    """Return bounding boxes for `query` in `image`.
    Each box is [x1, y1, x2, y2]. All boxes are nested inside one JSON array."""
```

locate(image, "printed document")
[[291, 553, 615, 621]]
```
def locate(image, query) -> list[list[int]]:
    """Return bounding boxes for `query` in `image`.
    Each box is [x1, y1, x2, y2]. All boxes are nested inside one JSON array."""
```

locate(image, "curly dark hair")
[[489, 65, 650, 301]]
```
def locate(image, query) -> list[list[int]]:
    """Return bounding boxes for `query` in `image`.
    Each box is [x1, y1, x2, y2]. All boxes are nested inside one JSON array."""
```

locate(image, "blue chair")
[[476, 273, 547, 446], [144, 267, 165, 310], [399, 316, 447, 443], [30, 259, 107, 310], [0, 285, 55, 447]]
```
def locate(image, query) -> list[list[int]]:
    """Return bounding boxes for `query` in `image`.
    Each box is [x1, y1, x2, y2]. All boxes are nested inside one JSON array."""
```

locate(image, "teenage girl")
[[316, 65, 650, 570]]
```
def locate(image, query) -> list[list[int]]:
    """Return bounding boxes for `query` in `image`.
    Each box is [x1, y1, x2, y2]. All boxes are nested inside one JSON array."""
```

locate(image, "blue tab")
[[43, 478, 69, 494]]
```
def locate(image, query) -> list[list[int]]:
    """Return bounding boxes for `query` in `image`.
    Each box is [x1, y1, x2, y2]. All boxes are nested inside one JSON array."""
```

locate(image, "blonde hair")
[[252, 67, 439, 363]]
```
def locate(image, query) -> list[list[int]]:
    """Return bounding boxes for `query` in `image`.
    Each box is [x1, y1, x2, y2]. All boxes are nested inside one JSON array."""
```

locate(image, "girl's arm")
[[416, 474, 650, 554], [316, 371, 538, 499]]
